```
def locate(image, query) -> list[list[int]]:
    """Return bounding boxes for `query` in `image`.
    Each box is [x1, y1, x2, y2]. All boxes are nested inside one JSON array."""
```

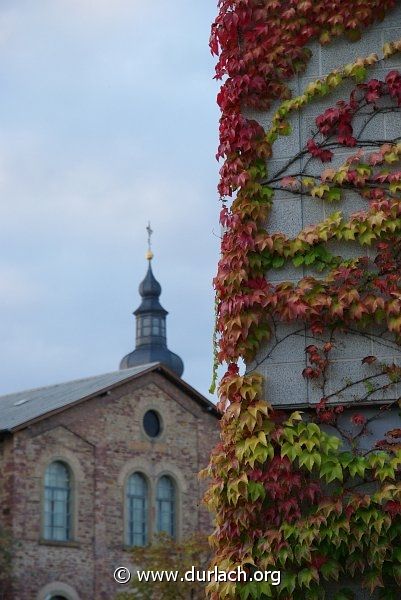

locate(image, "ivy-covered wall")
[[247, 5, 401, 414], [206, 1, 401, 599]]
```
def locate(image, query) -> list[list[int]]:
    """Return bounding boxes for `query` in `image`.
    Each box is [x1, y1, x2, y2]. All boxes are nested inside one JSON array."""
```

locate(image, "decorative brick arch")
[[37, 581, 80, 600], [154, 461, 188, 541], [37, 450, 85, 543], [118, 459, 153, 546], [154, 460, 188, 494], [117, 458, 187, 543], [117, 457, 154, 487]]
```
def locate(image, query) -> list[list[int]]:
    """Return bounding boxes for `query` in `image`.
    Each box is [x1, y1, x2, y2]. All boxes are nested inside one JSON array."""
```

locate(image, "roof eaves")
[[151, 364, 220, 418], [2, 362, 219, 432], [3, 363, 160, 433]]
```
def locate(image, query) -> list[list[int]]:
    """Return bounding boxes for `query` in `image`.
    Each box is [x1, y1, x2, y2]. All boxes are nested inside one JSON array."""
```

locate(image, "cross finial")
[[146, 221, 154, 260]]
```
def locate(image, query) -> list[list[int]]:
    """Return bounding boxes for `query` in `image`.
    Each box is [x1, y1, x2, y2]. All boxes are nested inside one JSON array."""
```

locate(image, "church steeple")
[[119, 224, 184, 377]]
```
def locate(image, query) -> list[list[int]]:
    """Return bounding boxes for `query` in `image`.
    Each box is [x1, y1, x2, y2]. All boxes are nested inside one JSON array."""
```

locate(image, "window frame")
[[119, 461, 184, 547], [141, 315, 152, 338], [125, 471, 149, 547], [43, 460, 72, 542], [140, 407, 164, 442], [143, 409, 162, 439], [136, 314, 166, 343], [156, 475, 176, 539]]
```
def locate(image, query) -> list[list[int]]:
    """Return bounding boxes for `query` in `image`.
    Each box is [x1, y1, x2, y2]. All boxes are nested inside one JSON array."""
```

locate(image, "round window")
[[143, 410, 161, 438]]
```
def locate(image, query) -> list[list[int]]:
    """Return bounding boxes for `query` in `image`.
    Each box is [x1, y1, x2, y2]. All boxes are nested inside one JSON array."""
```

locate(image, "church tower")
[[119, 224, 184, 377]]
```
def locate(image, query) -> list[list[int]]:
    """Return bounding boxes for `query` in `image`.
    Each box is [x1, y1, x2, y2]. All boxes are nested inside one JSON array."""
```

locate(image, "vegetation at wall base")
[[117, 534, 209, 600]]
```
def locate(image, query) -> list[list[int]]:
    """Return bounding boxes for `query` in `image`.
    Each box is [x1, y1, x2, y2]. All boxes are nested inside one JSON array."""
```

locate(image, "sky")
[[0, 0, 222, 400]]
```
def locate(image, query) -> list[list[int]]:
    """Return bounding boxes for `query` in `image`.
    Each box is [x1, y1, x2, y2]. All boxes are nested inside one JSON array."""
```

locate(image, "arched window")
[[44, 461, 71, 541], [156, 475, 175, 538], [127, 473, 148, 546]]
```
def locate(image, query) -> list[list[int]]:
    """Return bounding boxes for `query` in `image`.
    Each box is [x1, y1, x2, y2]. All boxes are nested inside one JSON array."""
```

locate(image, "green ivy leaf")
[[333, 588, 355, 600], [298, 568, 317, 589], [392, 547, 401, 563], [280, 572, 296, 594], [320, 459, 343, 483], [272, 256, 285, 269], [293, 254, 305, 267], [247, 481, 266, 502], [326, 187, 342, 202], [320, 559, 341, 581], [281, 441, 298, 462]]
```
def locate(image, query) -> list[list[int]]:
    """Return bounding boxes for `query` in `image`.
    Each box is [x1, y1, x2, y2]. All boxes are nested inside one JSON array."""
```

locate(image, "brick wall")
[[0, 371, 219, 600], [0, 433, 14, 597]]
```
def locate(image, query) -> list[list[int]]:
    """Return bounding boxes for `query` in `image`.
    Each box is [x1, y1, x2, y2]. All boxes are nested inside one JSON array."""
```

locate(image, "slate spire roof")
[[119, 234, 184, 376]]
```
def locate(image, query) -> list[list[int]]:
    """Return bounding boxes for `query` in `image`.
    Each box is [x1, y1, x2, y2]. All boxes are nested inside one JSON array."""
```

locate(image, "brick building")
[[0, 250, 219, 600]]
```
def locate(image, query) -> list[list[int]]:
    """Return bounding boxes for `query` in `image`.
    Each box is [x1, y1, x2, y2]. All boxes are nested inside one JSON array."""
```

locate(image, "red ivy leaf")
[[362, 355, 377, 364]]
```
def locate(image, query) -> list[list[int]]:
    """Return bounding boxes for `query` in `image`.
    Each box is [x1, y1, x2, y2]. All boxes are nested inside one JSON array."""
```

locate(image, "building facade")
[[0, 254, 219, 600]]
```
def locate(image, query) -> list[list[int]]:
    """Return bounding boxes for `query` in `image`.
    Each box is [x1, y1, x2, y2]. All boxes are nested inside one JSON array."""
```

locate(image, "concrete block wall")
[[247, 3, 401, 410], [243, 10, 401, 597]]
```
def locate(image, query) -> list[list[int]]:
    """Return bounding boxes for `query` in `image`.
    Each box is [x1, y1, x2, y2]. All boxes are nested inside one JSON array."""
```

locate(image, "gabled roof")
[[0, 363, 218, 433]]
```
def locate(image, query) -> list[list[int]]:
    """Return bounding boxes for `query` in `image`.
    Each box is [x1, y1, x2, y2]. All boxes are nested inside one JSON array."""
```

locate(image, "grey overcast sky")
[[0, 1, 221, 399]]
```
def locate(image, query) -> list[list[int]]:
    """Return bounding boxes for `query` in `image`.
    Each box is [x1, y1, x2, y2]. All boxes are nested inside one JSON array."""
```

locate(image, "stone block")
[[329, 330, 374, 361], [353, 112, 386, 142], [326, 240, 370, 261], [307, 376, 326, 405], [299, 79, 357, 116], [298, 44, 321, 81], [267, 263, 301, 283], [314, 357, 400, 405], [261, 322, 307, 364], [260, 360, 308, 406], [266, 197, 302, 237], [385, 110, 401, 140], [271, 116, 302, 159], [371, 329, 401, 357], [299, 114, 320, 148], [301, 196, 325, 227], [307, 358, 364, 405], [266, 159, 302, 201], [332, 405, 401, 453], [381, 18, 401, 67], [320, 28, 383, 74]]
